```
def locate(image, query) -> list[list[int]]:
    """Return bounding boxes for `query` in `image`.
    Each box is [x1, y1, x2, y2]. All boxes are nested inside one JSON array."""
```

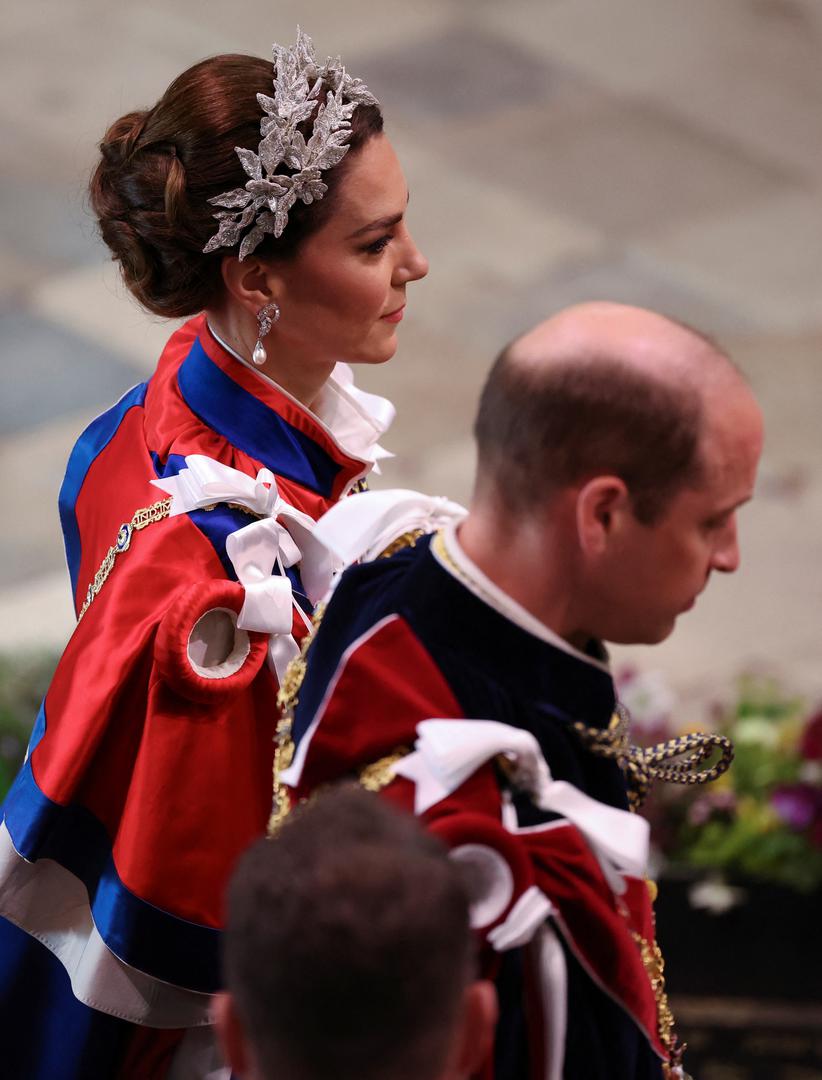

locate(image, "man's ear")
[[220, 256, 283, 317], [449, 979, 498, 1079], [575, 475, 630, 556], [212, 991, 252, 1077]]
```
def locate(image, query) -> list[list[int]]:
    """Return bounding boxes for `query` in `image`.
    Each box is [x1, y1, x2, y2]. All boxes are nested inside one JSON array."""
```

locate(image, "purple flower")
[[687, 790, 737, 827], [687, 798, 713, 827], [770, 784, 821, 831]]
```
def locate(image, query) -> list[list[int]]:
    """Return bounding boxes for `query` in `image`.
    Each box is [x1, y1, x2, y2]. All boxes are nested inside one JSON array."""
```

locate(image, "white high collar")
[[207, 322, 395, 470], [433, 522, 610, 674]]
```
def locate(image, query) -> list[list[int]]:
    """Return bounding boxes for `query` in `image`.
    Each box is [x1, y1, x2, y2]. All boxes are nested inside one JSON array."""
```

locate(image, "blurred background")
[[1, 1, 820, 1075]]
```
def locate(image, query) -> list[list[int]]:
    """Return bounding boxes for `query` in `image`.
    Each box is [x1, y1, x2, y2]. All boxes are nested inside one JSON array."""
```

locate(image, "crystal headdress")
[[203, 29, 379, 260]]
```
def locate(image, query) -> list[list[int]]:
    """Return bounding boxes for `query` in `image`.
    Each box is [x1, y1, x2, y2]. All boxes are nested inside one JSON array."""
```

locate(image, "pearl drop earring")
[[252, 302, 281, 366]]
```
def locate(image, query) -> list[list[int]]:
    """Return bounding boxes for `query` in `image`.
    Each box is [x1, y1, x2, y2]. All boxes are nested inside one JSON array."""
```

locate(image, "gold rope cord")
[[77, 498, 173, 622], [574, 703, 734, 811]]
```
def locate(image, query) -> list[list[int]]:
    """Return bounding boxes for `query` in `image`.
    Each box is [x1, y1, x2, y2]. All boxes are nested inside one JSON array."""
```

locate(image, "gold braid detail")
[[268, 527, 423, 834], [574, 703, 734, 811], [358, 748, 410, 792], [632, 927, 691, 1076], [268, 604, 326, 835], [77, 498, 173, 622], [632, 930, 676, 1052], [377, 528, 426, 559]]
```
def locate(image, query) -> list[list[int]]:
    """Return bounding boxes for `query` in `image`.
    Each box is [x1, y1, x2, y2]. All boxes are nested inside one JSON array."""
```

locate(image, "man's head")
[[214, 787, 496, 1080], [471, 302, 764, 645]]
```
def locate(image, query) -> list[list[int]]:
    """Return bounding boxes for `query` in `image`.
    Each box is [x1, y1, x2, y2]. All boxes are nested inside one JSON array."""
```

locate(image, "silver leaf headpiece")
[[203, 28, 379, 260]]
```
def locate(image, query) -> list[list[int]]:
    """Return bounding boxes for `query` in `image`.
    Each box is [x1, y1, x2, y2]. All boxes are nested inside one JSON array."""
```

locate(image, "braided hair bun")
[[89, 54, 383, 318]]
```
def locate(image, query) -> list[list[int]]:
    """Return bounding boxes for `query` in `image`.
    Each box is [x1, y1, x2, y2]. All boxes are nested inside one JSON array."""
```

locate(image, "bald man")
[[278, 303, 764, 1080]]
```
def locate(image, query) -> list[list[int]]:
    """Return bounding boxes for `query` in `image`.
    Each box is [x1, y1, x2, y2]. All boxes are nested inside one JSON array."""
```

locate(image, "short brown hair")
[[224, 788, 474, 1080], [474, 346, 708, 523], [89, 54, 383, 318]]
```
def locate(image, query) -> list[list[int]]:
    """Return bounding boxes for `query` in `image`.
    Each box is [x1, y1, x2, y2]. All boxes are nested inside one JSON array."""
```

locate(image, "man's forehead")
[[701, 386, 764, 463], [688, 426, 761, 509]]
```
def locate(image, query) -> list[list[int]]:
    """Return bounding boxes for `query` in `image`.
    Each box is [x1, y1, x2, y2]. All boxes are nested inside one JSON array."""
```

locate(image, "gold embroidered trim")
[[76, 493, 269, 624], [225, 501, 265, 518], [358, 747, 410, 792], [632, 930, 676, 1052], [377, 528, 426, 559], [269, 716, 296, 836], [77, 497, 173, 622], [268, 604, 326, 835], [662, 1065, 692, 1080]]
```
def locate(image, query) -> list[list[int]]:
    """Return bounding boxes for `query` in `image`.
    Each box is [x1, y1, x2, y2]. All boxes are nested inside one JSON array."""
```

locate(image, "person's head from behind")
[[214, 787, 496, 1080], [89, 32, 428, 392], [471, 301, 764, 647]]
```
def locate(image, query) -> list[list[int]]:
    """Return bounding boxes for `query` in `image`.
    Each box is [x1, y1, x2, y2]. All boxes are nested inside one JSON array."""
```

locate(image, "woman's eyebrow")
[[348, 211, 403, 239], [347, 192, 411, 239]]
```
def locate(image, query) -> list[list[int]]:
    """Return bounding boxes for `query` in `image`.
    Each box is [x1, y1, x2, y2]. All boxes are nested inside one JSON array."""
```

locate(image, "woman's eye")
[[364, 234, 392, 255]]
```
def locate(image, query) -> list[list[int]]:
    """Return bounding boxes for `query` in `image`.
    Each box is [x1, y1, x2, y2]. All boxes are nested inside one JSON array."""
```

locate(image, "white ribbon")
[[394, 719, 649, 895], [152, 456, 336, 682], [151, 455, 282, 518], [313, 488, 468, 569], [487, 886, 555, 952]]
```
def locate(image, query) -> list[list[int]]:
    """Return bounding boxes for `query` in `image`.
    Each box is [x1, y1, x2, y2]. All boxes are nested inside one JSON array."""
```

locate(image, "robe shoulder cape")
[[286, 531, 676, 1080], [0, 315, 392, 1076]]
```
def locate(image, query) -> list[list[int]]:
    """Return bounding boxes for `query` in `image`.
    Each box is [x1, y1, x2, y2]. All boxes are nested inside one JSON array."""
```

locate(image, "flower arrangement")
[[620, 669, 822, 893]]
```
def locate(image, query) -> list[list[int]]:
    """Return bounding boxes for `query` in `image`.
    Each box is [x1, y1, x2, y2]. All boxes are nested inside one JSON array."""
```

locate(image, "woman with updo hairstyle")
[[0, 31, 427, 1079]]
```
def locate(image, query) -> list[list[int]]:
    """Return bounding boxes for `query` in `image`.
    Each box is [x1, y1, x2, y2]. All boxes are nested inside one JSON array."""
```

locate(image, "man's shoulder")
[[289, 536, 471, 782], [318, 534, 435, 644]]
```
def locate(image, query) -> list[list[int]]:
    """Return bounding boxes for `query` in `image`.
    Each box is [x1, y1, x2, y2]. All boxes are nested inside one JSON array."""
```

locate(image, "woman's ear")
[[220, 255, 282, 316], [575, 475, 630, 557]]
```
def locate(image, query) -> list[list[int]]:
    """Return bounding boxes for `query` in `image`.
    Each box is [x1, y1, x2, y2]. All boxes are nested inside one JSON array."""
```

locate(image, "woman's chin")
[[351, 340, 399, 366]]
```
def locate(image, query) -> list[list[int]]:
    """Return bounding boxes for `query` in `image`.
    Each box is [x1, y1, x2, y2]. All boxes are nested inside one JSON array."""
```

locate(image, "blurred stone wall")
[[0, 0, 820, 712]]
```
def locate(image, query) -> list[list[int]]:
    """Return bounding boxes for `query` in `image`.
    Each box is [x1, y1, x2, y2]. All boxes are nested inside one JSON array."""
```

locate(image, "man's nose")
[[712, 519, 740, 574]]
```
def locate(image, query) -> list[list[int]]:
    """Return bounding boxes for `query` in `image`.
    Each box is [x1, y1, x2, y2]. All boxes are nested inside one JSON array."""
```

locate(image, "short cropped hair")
[[224, 788, 474, 1080], [474, 346, 711, 523]]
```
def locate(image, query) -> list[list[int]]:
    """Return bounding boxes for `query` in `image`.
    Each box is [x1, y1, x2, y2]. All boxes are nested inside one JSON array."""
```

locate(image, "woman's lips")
[[381, 305, 405, 323]]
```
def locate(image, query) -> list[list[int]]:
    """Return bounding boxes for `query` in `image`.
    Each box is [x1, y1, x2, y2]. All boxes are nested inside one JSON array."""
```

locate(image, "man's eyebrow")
[[713, 494, 753, 518], [347, 192, 411, 239]]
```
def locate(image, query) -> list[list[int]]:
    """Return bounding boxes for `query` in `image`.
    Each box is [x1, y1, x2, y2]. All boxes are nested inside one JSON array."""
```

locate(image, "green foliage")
[[682, 808, 822, 893], [639, 673, 822, 894], [0, 652, 58, 801]]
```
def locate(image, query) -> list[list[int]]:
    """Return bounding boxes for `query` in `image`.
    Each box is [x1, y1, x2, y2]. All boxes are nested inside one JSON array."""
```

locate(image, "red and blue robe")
[[285, 526, 679, 1080], [0, 314, 391, 1079]]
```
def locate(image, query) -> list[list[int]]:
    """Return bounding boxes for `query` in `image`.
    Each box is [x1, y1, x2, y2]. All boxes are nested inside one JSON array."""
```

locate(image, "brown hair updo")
[[90, 54, 384, 318]]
